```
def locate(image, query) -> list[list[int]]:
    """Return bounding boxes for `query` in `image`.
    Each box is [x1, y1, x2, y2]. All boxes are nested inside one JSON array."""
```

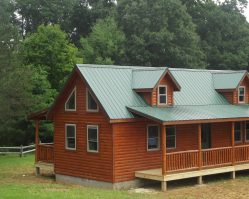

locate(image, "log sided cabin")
[[28, 64, 249, 191]]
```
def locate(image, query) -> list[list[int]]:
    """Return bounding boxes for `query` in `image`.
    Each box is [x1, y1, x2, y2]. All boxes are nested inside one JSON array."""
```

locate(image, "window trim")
[[147, 124, 160, 151], [65, 87, 76, 111], [87, 125, 99, 153], [86, 88, 99, 112], [65, 124, 76, 150], [238, 86, 246, 104], [157, 85, 167, 106], [245, 121, 249, 142], [166, 126, 176, 149], [235, 122, 242, 143]]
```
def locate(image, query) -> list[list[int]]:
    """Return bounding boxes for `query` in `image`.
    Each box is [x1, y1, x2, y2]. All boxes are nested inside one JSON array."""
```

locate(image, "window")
[[147, 125, 160, 150], [65, 87, 76, 111], [158, 85, 167, 105], [87, 89, 98, 112], [245, 122, 249, 141], [166, 126, 176, 149], [65, 124, 76, 150], [235, 122, 242, 142], [238, 86, 245, 103], [87, 125, 99, 152]]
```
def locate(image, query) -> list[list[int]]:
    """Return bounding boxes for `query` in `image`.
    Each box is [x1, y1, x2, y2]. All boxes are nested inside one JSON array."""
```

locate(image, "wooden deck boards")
[[135, 163, 249, 182]]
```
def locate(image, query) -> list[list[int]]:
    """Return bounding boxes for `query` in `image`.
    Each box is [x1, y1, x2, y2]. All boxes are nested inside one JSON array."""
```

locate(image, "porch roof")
[[127, 105, 249, 123]]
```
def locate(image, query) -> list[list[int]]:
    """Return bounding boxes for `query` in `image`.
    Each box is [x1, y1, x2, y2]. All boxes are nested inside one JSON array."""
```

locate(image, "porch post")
[[161, 124, 166, 175], [198, 124, 202, 169], [231, 122, 235, 165], [231, 122, 235, 179], [35, 120, 39, 163], [161, 124, 167, 191], [197, 124, 203, 184]]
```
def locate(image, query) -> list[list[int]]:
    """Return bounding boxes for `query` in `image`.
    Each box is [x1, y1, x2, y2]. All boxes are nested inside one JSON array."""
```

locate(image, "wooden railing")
[[235, 145, 249, 163], [166, 150, 199, 171], [166, 145, 249, 173], [37, 143, 54, 163], [202, 147, 232, 167]]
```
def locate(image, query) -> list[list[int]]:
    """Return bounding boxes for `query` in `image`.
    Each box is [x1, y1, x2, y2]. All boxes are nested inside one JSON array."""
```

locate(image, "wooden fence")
[[0, 144, 35, 157]]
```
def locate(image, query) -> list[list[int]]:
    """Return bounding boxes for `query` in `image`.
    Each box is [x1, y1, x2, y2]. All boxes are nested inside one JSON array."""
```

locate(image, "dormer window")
[[158, 85, 167, 105], [238, 86, 245, 103], [65, 87, 76, 111], [87, 89, 99, 112]]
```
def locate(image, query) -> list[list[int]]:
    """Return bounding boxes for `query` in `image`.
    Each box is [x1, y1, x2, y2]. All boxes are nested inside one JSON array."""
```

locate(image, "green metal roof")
[[132, 68, 166, 89], [77, 64, 146, 119], [170, 69, 229, 106], [128, 105, 249, 123], [212, 72, 246, 90], [76, 64, 249, 121]]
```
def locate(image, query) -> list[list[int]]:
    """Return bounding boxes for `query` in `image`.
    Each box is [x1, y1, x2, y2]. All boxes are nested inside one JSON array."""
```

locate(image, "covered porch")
[[136, 122, 249, 191], [127, 105, 249, 191], [28, 109, 54, 174]]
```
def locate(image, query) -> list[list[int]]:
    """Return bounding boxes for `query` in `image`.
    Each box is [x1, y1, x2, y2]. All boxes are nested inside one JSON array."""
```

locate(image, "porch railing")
[[202, 147, 232, 167], [166, 145, 249, 173], [166, 150, 199, 171], [37, 143, 54, 163]]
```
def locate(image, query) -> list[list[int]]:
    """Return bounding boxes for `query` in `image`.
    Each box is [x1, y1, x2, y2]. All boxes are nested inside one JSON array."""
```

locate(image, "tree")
[[80, 17, 125, 64], [181, 0, 249, 70], [21, 24, 78, 91], [14, 0, 77, 37], [69, 0, 117, 46], [117, 0, 206, 68], [0, 1, 56, 146]]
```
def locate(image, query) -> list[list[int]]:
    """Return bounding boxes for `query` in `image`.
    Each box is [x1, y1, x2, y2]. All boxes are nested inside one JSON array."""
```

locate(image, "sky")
[[244, 7, 249, 21]]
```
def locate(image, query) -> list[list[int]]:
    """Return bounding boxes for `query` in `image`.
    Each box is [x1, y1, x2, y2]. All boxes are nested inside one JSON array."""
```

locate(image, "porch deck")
[[136, 144, 249, 191], [135, 163, 249, 182]]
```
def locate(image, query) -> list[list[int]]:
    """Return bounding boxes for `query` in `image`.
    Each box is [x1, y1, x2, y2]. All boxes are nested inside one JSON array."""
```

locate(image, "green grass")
[[0, 154, 162, 199]]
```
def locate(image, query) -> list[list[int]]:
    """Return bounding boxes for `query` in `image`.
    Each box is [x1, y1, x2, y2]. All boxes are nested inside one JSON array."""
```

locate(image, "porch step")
[[35, 161, 54, 175]]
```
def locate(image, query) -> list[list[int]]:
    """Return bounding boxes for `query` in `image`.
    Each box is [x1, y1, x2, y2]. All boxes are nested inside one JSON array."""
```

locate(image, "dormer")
[[132, 68, 181, 107], [213, 71, 249, 104]]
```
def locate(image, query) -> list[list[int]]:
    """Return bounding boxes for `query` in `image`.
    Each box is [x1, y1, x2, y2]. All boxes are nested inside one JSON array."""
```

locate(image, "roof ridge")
[[132, 67, 166, 72], [212, 71, 246, 74], [77, 64, 161, 70], [169, 68, 247, 73]]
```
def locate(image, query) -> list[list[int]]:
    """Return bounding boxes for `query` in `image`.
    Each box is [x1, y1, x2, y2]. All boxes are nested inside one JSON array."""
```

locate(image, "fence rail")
[[0, 144, 35, 157]]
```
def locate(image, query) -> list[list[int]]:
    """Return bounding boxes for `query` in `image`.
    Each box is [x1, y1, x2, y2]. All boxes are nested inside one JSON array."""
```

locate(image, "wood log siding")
[[52, 72, 114, 182], [152, 73, 174, 106], [221, 76, 249, 104]]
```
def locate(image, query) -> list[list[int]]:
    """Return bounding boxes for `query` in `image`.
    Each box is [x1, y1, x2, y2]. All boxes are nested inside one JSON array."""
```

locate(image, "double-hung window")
[[166, 126, 176, 149], [238, 86, 245, 103], [147, 125, 160, 150], [65, 87, 76, 111], [158, 85, 167, 105], [87, 125, 99, 152], [87, 89, 99, 112], [235, 122, 242, 142], [65, 124, 76, 150]]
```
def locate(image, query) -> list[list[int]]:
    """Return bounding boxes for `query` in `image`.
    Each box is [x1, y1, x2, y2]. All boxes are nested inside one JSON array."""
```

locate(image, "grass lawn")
[[1, 155, 249, 199]]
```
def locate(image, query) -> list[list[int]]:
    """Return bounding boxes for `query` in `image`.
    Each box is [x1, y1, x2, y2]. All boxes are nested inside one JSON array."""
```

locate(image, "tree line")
[[0, 0, 249, 146]]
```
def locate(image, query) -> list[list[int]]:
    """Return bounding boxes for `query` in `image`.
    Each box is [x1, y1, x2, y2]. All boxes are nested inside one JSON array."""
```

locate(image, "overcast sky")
[[244, 7, 249, 21]]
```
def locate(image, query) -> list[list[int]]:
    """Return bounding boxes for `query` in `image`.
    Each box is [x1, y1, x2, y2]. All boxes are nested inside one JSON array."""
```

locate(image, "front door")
[[201, 124, 211, 149]]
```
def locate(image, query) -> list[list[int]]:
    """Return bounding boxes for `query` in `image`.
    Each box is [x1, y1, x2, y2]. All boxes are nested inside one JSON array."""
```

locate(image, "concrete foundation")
[[56, 174, 153, 190]]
